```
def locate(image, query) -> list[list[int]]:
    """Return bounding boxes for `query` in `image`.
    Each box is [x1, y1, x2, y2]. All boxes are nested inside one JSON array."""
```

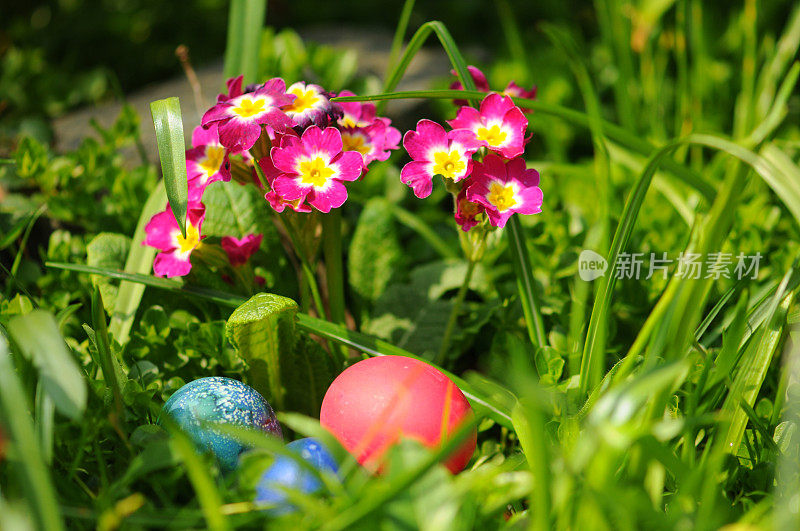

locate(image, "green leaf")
[[6, 310, 87, 420], [507, 216, 546, 352], [89, 286, 127, 421], [86, 233, 130, 313], [0, 335, 65, 531], [721, 264, 798, 456], [348, 198, 404, 303], [108, 182, 167, 345], [223, 0, 266, 85], [200, 180, 265, 238], [225, 293, 300, 411], [150, 97, 188, 237]]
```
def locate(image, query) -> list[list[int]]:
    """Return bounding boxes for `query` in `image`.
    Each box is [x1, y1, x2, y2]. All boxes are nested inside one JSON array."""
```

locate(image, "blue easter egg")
[[160, 377, 281, 470], [255, 438, 339, 513]]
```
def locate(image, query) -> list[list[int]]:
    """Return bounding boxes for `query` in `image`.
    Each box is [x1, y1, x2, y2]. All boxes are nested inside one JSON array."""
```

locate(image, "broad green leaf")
[[6, 310, 87, 420], [108, 182, 167, 345], [0, 335, 65, 531], [348, 198, 404, 303], [86, 233, 130, 313], [150, 97, 187, 237], [200, 180, 265, 238], [226, 293, 309, 412]]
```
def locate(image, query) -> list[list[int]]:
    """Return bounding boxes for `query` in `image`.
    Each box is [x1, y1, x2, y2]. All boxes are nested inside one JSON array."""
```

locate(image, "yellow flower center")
[[476, 124, 508, 147], [432, 150, 466, 179], [487, 182, 517, 212], [232, 97, 268, 118], [341, 132, 371, 155], [285, 87, 320, 114], [339, 116, 358, 128], [199, 145, 225, 175], [298, 157, 335, 187], [176, 223, 201, 254]]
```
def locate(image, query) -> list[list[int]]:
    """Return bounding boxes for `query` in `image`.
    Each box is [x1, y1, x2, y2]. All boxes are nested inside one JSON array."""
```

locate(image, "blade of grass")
[[5, 205, 46, 298], [385, 0, 416, 78], [333, 90, 716, 202], [6, 311, 87, 421], [222, 0, 266, 85], [91, 286, 127, 437], [720, 263, 797, 456], [150, 97, 188, 237], [46, 262, 245, 308], [542, 24, 613, 368], [321, 416, 479, 531], [494, 0, 530, 82], [0, 335, 65, 531], [108, 182, 167, 344], [508, 216, 546, 351], [376, 20, 479, 114], [321, 211, 346, 326], [158, 413, 230, 531]]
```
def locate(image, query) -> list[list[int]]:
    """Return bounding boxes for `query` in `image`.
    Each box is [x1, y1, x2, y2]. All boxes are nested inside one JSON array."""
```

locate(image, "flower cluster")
[[144, 76, 400, 277], [401, 88, 542, 231]]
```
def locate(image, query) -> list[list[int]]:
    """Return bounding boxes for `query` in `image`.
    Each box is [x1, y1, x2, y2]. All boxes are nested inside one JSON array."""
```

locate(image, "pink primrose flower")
[[465, 154, 542, 228], [185, 125, 230, 201], [144, 203, 206, 278], [221, 234, 263, 266], [449, 66, 490, 106], [400, 119, 481, 199], [454, 185, 485, 232], [201, 78, 295, 152], [270, 126, 363, 213], [448, 93, 528, 159], [283, 82, 341, 128]]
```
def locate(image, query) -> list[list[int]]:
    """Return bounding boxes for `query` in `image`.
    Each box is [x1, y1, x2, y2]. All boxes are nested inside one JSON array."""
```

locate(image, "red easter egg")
[[320, 355, 477, 473]]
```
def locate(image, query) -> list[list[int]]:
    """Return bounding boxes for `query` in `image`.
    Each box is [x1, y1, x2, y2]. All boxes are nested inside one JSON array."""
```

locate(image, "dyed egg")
[[254, 438, 339, 514], [160, 377, 281, 470], [320, 356, 476, 473]]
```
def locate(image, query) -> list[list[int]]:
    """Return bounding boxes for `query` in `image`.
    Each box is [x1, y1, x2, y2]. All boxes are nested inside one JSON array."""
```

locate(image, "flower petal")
[[400, 160, 434, 199], [153, 250, 193, 278], [308, 180, 347, 212]]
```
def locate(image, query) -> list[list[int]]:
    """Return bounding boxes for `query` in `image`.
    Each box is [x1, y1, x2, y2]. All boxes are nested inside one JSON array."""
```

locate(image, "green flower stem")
[[321, 210, 350, 365], [435, 257, 477, 367], [274, 213, 327, 323], [250, 153, 270, 190], [321, 211, 346, 325]]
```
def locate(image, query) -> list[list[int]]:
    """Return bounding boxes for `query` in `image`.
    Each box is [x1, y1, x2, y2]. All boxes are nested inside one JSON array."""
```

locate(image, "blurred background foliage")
[[3, 0, 795, 149]]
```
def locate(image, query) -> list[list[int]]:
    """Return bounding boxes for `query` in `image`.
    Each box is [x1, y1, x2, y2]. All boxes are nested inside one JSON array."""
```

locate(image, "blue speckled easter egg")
[[255, 438, 339, 513], [161, 377, 281, 471]]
